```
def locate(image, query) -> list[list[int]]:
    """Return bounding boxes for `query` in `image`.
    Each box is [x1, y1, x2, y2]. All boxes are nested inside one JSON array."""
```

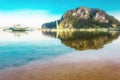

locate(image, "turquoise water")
[[0, 31, 120, 70], [0, 31, 74, 70]]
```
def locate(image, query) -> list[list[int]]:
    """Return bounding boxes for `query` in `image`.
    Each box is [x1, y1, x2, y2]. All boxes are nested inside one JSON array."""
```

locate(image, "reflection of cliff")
[[42, 31, 56, 38], [42, 31, 120, 50]]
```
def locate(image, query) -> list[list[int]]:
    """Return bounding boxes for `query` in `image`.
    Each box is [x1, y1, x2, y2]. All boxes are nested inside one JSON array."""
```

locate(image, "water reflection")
[[42, 31, 120, 50], [0, 31, 74, 70], [0, 31, 49, 42], [9, 31, 28, 37]]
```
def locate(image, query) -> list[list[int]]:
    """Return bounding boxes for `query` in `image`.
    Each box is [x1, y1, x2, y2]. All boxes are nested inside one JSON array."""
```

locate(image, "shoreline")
[[0, 60, 120, 80], [0, 51, 120, 80], [39, 28, 120, 32]]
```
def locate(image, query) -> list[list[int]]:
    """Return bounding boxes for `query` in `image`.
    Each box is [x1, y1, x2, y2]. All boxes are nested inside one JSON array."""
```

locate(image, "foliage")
[[42, 7, 120, 29]]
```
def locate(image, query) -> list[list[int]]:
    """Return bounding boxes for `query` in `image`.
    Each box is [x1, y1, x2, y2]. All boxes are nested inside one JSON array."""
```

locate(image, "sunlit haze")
[[0, 10, 119, 28], [0, 0, 120, 28], [108, 11, 120, 21], [0, 10, 61, 28]]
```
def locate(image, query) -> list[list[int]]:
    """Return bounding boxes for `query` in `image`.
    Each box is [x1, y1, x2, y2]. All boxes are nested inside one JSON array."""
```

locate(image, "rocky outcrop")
[[42, 7, 120, 29]]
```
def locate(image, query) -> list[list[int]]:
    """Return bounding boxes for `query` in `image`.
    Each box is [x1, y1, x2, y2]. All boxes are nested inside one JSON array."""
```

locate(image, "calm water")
[[0, 31, 120, 70]]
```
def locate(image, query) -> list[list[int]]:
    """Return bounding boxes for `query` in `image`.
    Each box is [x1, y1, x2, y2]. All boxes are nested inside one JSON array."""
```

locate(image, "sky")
[[0, 0, 120, 27]]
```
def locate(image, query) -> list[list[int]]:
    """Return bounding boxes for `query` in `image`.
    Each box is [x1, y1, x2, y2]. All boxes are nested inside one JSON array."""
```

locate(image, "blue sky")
[[0, 0, 120, 14], [0, 0, 120, 27]]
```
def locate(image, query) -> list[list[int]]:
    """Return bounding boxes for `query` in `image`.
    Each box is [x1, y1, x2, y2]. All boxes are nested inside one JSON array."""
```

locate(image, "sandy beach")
[[0, 51, 120, 80], [0, 1, 120, 80]]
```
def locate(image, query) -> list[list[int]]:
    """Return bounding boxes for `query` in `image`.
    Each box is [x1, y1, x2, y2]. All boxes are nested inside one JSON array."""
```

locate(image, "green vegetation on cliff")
[[42, 7, 120, 30]]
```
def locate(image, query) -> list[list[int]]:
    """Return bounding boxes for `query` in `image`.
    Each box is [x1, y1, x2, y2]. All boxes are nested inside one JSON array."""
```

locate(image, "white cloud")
[[0, 9, 61, 28]]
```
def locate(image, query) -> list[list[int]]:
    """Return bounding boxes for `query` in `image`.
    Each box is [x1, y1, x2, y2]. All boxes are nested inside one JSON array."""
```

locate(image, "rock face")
[[42, 7, 120, 29]]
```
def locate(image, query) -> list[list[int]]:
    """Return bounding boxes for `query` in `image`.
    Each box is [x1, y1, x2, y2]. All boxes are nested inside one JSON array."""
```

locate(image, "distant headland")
[[41, 6, 120, 31]]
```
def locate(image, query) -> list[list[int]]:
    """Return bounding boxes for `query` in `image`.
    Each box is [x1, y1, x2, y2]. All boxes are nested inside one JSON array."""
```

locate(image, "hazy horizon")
[[0, 10, 61, 28], [0, 0, 120, 28]]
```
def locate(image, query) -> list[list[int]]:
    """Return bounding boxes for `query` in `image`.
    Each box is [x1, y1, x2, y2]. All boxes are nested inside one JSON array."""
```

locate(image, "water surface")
[[0, 31, 75, 70], [0, 31, 120, 69]]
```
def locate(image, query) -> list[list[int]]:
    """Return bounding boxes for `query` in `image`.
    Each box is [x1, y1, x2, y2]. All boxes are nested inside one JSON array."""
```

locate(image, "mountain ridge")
[[42, 6, 120, 29]]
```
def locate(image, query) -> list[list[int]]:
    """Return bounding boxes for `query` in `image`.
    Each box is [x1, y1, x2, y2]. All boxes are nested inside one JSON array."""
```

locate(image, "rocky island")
[[42, 7, 120, 31]]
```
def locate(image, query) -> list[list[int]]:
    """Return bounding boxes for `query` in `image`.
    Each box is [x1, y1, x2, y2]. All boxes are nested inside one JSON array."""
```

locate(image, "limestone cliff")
[[42, 7, 120, 29]]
